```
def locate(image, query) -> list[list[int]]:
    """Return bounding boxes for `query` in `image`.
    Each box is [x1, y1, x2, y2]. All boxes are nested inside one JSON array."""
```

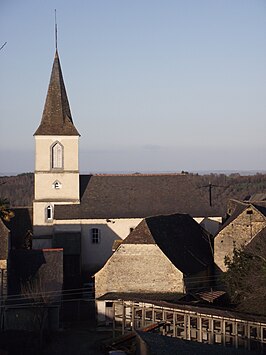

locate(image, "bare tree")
[[21, 277, 56, 350]]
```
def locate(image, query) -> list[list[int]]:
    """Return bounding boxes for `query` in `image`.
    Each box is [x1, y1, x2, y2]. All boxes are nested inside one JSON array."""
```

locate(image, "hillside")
[[1, 173, 266, 214], [0, 173, 34, 207]]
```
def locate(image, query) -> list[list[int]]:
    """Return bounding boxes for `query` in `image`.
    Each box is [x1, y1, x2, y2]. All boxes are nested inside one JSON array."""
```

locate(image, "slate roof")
[[8, 248, 63, 300], [245, 226, 266, 255], [136, 332, 256, 355], [248, 193, 266, 202], [253, 204, 266, 216], [123, 213, 213, 275], [54, 174, 223, 220], [34, 50, 79, 136]]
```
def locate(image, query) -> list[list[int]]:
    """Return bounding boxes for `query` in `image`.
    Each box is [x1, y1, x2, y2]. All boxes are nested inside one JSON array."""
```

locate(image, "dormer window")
[[46, 205, 53, 221], [51, 142, 63, 169]]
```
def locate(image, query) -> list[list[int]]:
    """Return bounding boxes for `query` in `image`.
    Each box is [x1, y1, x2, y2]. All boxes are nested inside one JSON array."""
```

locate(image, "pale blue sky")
[[1, 1, 266, 174]]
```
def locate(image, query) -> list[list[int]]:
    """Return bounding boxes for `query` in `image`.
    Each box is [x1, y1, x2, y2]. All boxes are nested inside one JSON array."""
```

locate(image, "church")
[[32, 50, 222, 279]]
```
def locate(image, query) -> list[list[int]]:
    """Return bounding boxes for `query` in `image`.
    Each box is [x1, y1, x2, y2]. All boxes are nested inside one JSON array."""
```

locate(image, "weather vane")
[[55, 9, 58, 51]]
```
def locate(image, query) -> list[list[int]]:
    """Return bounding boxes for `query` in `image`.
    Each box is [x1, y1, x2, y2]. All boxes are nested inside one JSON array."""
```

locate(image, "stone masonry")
[[214, 205, 266, 271], [95, 244, 184, 298]]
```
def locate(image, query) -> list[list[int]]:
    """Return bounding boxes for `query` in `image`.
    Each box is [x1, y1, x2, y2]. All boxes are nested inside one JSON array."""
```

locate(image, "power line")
[[0, 285, 94, 302], [0, 42, 7, 51]]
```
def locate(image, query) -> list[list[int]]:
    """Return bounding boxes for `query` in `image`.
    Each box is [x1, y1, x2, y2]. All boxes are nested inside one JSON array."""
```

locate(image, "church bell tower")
[[33, 50, 80, 241]]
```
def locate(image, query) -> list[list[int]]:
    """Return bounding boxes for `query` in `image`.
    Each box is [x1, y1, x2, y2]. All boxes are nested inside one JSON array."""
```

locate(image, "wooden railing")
[[111, 300, 266, 352]]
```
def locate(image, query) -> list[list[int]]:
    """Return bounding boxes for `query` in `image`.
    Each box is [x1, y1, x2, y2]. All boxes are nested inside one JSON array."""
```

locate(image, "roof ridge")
[[93, 173, 185, 177]]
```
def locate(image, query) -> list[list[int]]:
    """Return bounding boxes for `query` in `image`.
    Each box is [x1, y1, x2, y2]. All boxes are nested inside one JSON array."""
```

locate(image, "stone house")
[[32, 49, 223, 280], [214, 199, 266, 271], [95, 213, 214, 323], [0, 208, 33, 312], [0, 218, 9, 271], [0, 218, 9, 302]]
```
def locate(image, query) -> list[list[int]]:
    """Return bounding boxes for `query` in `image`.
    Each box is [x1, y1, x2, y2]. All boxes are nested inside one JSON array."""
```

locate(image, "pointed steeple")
[[34, 51, 80, 136]]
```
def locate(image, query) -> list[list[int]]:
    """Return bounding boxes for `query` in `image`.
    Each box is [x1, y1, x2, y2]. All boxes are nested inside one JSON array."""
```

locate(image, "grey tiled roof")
[[122, 213, 213, 275], [136, 332, 256, 355], [248, 193, 266, 202], [245, 226, 266, 255], [34, 51, 79, 136], [8, 249, 63, 300], [54, 174, 223, 220], [253, 204, 266, 216]]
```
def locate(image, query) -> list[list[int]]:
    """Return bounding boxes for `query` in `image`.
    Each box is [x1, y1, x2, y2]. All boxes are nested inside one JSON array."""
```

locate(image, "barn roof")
[[122, 213, 213, 275], [245, 226, 266, 256], [54, 174, 224, 220], [136, 331, 254, 355], [8, 248, 63, 300]]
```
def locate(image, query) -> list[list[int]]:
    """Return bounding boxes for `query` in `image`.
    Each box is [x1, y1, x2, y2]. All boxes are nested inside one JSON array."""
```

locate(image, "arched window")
[[51, 142, 63, 169], [91, 228, 101, 244], [46, 205, 53, 221]]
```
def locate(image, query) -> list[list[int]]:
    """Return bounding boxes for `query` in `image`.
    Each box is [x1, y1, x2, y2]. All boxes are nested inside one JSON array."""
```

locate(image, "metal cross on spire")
[[55, 9, 58, 51]]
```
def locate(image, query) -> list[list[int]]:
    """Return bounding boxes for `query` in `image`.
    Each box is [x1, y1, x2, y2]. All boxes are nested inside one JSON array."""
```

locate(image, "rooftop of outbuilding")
[[121, 213, 213, 275]]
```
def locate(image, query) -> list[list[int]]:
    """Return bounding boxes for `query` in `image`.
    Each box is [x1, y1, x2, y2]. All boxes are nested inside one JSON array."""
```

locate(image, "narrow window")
[[91, 228, 101, 244], [52, 180, 62, 189], [54, 181, 60, 189], [51, 142, 63, 169], [46, 205, 53, 221]]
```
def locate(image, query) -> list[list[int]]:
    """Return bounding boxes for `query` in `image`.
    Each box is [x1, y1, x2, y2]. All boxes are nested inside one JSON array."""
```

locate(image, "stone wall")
[[95, 244, 184, 298], [214, 206, 266, 271]]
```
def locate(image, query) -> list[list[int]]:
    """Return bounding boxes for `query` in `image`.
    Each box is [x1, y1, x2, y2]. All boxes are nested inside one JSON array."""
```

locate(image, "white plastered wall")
[[194, 217, 222, 236], [35, 136, 79, 171], [34, 173, 80, 201], [33, 215, 222, 273], [54, 218, 142, 274], [34, 135, 79, 235], [34, 135, 79, 201]]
